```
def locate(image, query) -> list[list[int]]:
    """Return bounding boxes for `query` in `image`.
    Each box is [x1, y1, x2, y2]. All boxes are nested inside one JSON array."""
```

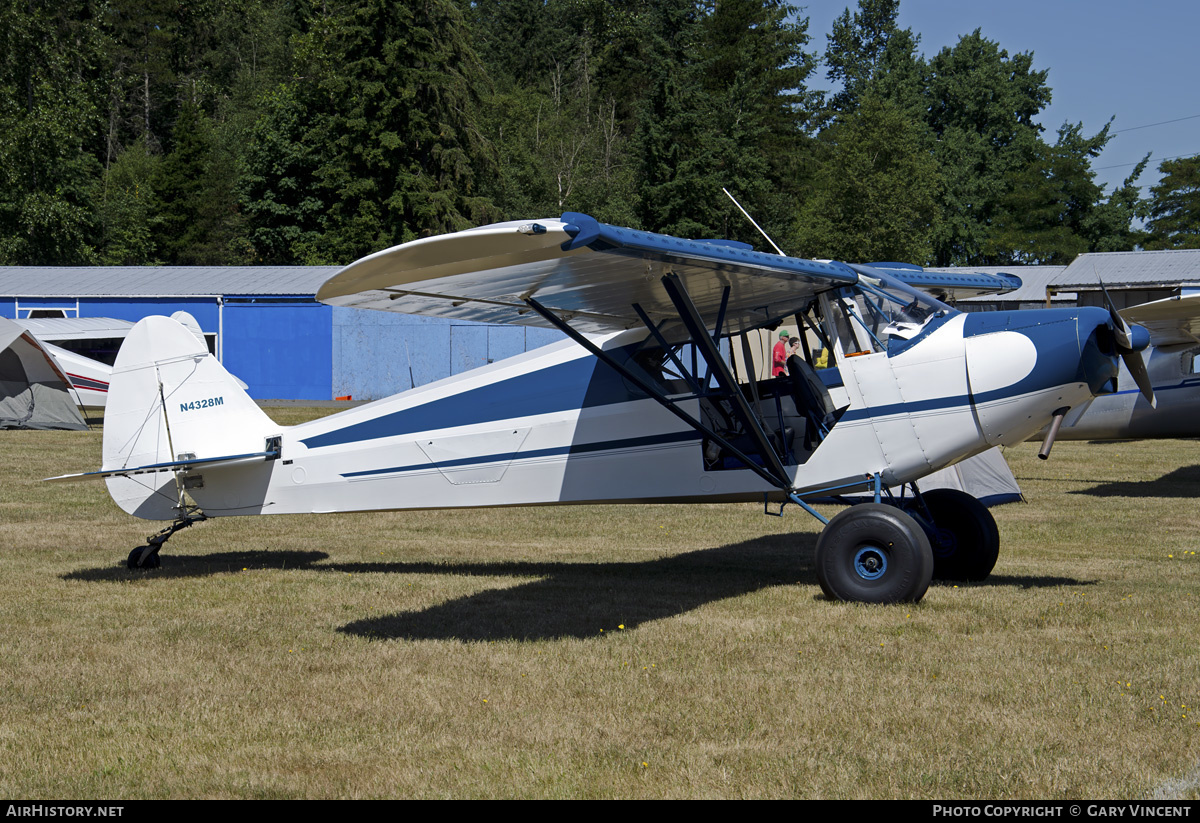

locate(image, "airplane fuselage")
[[103, 305, 1115, 521], [72, 212, 1151, 599], [1054, 345, 1200, 440]]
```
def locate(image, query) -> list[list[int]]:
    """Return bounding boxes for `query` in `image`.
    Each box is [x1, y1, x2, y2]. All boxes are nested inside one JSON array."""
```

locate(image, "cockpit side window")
[[819, 274, 953, 364], [822, 291, 884, 358], [1186, 349, 1200, 376]]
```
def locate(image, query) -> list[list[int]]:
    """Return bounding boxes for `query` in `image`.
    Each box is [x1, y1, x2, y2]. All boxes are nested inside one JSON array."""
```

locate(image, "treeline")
[[1, 0, 1195, 269]]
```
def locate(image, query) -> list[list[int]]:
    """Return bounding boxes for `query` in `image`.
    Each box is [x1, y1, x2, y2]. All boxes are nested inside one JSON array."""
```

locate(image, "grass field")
[[1, 409, 1198, 799]]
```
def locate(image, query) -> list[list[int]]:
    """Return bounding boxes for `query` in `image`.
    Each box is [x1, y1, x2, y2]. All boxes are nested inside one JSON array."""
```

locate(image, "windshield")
[[826, 267, 955, 355]]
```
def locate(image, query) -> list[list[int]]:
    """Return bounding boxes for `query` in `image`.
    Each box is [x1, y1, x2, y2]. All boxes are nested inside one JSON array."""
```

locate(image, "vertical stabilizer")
[[102, 316, 279, 519]]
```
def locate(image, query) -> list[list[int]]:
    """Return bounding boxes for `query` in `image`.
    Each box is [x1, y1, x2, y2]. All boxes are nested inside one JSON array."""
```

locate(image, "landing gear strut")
[[127, 512, 207, 570]]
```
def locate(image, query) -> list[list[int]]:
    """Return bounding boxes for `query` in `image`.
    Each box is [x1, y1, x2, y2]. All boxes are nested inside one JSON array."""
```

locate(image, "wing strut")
[[524, 277, 795, 494], [703, 285, 731, 389], [630, 304, 706, 398], [660, 272, 793, 488]]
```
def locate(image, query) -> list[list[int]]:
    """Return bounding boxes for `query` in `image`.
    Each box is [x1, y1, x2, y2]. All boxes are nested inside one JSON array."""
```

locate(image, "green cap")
[[779, 330, 790, 339]]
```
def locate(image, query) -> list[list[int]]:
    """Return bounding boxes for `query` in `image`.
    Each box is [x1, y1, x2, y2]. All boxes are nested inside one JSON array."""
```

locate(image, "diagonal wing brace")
[[524, 277, 795, 494], [659, 272, 793, 489]]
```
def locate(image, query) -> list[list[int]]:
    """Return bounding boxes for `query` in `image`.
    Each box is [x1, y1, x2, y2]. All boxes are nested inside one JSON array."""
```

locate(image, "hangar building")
[[933, 249, 1200, 312], [0, 266, 563, 401], [1047, 249, 1200, 310]]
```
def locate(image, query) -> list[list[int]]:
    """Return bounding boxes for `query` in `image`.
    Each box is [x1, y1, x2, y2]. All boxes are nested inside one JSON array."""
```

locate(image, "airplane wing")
[[1120, 294, 1200, 350], [868, 263, 1022, 301], [317, 213, 859, 334]]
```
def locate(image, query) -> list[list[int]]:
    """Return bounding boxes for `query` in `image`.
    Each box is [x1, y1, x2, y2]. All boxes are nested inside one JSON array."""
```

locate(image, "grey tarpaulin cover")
[[918, 447, 1023, 507], [0, 317, 87, 430], [824, 447, 1023, 508]]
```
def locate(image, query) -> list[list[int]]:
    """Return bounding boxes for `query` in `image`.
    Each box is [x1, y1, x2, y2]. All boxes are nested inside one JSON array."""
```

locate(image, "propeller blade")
[[1112, 315, 1133, 351], [1123, 350, 1157, 407], [1099, 278, 1154, 404], [1099, 280, 1135, 349]]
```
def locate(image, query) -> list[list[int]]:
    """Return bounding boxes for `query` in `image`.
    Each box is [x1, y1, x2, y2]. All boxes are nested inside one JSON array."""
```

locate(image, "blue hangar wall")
[[2, 294, 565, 402], [222, 297, 333, 400], [332, 309, 566, 401], [2, 294, 334, 400]]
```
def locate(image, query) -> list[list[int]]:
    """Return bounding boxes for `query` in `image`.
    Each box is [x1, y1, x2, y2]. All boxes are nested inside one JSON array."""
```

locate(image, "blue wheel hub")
[[854, 545, 888, 580]]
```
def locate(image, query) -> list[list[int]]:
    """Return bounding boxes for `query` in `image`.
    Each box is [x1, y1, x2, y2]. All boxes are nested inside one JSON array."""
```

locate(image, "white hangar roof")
[[1050, 250, 1200, 291], [0, 266, 339, 298]]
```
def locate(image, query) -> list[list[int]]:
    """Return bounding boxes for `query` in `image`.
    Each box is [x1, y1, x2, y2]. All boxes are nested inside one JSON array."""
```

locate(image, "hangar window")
[[20, 308, 75, 319]]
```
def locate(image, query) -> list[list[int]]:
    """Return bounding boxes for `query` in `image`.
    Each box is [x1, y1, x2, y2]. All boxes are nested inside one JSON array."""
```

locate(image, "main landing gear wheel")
[[912, 488, 999, 582], [815, 503, 934, 604]]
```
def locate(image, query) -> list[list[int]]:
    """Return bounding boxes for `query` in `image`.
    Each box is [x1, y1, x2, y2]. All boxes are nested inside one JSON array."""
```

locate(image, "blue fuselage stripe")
[[302, 355, 631, 450], [341, 430, 701, 478], [306, 307, 1110, 453]]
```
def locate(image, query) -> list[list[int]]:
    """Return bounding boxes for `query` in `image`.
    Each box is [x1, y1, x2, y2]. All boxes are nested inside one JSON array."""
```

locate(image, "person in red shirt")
[[771, 330, 791, 377]]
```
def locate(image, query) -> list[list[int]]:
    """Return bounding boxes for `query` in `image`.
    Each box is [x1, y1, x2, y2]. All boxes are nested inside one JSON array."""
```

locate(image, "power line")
[[1112, 113, 1200, 134], [1096, 151, 1196, 171]]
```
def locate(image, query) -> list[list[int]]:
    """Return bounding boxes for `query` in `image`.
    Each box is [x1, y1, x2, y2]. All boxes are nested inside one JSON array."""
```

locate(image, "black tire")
[[910, 488, 999, 582], [815, 503, 934, 603], [127, 545, 161, 570]]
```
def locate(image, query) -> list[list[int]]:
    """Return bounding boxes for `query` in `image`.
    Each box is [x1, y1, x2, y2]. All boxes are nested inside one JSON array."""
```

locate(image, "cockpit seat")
[[787, 355, 839, 450]]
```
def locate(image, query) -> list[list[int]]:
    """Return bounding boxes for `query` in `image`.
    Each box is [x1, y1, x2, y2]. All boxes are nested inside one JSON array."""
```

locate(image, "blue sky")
[[798, 0, 1200, 196]]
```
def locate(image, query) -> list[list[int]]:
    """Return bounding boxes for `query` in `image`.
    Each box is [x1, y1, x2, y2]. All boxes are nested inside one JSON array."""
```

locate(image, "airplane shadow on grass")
[[64, 533, 1093, 642], [341, 534, 816, 642], [62, 551, 334, 582], [1071, 464, 1200, 498]]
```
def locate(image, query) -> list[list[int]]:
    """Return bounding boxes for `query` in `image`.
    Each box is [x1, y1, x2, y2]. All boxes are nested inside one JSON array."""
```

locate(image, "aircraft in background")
[[51, 214, 1153, 604], [14, 311, 229, 411], [38, 341, 112, 410], [12, 316, 129, 409], [1050, 294, 1200, 442]]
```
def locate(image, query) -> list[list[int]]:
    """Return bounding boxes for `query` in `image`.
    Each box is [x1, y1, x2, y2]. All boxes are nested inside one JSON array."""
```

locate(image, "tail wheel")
[[127, 545, 161, 570], [911, 488, 999, 582], [815, 503, 934, 604]]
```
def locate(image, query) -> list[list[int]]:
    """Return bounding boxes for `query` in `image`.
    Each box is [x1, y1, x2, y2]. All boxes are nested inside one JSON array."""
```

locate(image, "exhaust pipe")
[[1038, 407, 1070, 460]]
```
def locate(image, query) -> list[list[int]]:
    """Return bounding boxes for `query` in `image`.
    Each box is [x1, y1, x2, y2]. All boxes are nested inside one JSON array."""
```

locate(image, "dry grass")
[[0, 410, 1197, 798]]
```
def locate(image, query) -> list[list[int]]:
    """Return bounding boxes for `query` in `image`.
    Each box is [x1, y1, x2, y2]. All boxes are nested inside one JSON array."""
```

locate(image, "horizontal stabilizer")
[[45, 449, 279, 483]]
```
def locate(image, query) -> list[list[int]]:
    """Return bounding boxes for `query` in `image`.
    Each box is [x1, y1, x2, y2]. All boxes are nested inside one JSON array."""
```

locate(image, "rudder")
[[102, 316, 279, 519]]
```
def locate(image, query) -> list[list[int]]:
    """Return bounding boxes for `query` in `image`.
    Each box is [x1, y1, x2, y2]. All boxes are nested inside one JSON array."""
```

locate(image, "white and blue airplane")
[[50, 213, 1155, 604]]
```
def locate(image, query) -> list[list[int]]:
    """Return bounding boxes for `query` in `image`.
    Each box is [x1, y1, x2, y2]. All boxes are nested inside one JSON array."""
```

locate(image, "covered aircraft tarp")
[[825, 447, 1023, 508], [919, 447, 1023, 507], [0, 318, 87, 430]]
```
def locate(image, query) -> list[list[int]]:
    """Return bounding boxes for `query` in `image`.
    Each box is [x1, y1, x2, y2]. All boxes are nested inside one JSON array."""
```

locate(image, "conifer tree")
[[288, 0, 494, 263], [0, 0, 105, 263], [1145, 155, 1200, 250]]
